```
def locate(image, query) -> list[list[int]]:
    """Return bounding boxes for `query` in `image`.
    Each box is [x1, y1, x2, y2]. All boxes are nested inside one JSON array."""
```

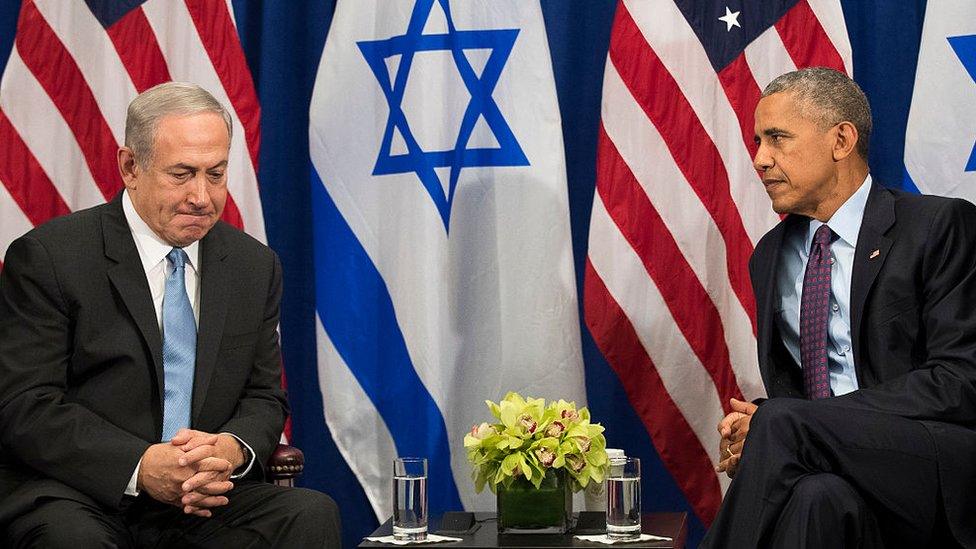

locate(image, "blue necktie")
[[162, 248, 196, 441]]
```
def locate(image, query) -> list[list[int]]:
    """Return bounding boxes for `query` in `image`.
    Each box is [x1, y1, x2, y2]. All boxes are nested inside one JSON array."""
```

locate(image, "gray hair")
[[124, 82, 233, 167], [762, 67, 872, 159]]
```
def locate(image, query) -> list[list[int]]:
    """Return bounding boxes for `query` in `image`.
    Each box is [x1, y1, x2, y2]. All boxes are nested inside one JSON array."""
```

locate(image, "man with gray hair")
[[702, 68, 976, 547], [0, 82, 340, 547]]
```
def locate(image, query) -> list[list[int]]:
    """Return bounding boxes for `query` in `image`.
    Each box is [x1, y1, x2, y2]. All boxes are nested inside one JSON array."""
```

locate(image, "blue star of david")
[[948, 34, 976, 172], [357, 0, 529, 231]]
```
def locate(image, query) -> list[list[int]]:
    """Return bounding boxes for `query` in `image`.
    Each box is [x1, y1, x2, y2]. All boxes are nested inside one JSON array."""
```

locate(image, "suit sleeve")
[[216, 250, 288, 479], [0, 236, 150, 508], [837, 198, 976, 423]]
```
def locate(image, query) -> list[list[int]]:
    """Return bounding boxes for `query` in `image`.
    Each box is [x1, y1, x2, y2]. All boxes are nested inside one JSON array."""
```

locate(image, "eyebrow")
[[762, 127, 792, 136], [164, 161, 228, 171]]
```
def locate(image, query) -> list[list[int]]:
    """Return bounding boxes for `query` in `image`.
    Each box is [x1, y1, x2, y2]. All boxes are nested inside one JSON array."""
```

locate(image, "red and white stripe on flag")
[[0, 0, 290, 440], [584, 0, 851, 526]]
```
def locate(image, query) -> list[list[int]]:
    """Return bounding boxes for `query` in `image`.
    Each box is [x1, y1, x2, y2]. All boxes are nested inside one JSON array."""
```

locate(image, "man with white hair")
[[0, 82, 340, 547]]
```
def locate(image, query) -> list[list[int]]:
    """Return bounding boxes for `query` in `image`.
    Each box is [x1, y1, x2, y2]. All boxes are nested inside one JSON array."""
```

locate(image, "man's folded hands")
[[138, 428, 245, 517], [716, 398, 757, 478]]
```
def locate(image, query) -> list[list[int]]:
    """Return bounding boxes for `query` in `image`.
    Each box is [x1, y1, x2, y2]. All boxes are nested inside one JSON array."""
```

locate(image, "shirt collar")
[[122, 190, 200, 273], [805, 174, 872, 250]]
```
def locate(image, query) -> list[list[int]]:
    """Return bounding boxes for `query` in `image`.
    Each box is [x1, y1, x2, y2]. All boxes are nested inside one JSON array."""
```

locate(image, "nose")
[[186, 174, 209, 208], [753, 141, 773, 173]]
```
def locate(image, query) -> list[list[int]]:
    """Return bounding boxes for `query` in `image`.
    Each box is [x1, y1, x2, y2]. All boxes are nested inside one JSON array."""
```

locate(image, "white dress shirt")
[[775, 175, 872, 397], [122, 191, 254, 496]]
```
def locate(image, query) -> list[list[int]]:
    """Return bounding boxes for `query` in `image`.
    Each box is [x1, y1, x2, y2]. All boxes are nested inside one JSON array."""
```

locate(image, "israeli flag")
[[309, 0, 586, 518], [904, 0, 976, 201]]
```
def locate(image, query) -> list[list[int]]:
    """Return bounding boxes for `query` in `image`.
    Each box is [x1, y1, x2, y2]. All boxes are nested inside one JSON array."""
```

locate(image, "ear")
[[118, 147, 139, 190], [831, 121, 859, 161]]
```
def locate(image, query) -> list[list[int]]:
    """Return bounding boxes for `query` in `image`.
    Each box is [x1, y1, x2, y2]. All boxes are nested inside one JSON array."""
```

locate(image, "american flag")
[[0, 0, 266, 267], [584, 0, 851, 525]]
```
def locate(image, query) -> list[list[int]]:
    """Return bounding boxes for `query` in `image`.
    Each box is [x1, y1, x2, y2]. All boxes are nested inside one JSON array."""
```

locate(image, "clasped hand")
[[716, 398, 757, 478], [137, 429, 245, 517]]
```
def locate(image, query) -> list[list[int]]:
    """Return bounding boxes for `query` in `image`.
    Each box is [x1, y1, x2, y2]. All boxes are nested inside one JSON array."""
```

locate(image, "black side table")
[[359, 512, 687, 548]]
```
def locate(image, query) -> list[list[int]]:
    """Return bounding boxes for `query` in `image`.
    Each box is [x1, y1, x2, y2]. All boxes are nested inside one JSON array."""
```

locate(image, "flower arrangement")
[[463, 392, 609, 493]]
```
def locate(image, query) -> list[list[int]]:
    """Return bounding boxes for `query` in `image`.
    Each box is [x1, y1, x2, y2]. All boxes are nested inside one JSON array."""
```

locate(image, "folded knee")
[[750, 398, 811, 440], [272, 488, 340, 537], [789, 473, 862, 512]]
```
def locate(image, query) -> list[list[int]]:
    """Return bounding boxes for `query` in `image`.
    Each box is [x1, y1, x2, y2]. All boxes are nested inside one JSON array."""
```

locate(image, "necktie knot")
[[813, 224, 833, 246], [168, 248, 188, 271]]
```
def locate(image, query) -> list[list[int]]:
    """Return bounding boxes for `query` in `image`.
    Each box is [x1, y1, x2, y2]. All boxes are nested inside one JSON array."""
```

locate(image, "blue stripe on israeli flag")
[[311, 169, 463, 514]]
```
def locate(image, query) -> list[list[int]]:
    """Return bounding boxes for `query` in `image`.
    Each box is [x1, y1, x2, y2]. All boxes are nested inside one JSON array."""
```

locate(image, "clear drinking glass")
[[606, 456, 641, 539], [393, 457, 428, 541]]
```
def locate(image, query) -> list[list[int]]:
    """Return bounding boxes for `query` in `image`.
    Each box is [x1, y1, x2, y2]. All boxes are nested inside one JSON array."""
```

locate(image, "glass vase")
[[496, 468, 572, 534]]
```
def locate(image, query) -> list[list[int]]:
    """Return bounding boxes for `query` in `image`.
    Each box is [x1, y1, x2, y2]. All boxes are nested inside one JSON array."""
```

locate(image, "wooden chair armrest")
[[267, 443, 304, 483]]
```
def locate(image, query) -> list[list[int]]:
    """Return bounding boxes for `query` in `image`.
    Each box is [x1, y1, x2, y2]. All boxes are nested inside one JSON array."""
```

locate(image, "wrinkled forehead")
[[763, 90, 840, 131], [151, 113, 231, 162], [755, 91, 825, 129]]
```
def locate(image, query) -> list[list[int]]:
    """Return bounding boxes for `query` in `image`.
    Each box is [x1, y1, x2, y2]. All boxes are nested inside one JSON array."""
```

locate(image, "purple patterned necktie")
[[800, 224, 833, 400]]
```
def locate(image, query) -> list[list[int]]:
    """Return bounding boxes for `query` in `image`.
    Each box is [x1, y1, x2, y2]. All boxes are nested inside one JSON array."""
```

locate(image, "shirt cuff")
[[222, 432, 256, 479], [125, 457, 142, 497]]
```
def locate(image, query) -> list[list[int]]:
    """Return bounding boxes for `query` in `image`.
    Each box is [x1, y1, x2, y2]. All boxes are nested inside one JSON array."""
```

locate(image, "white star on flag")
[[719, 6, 741, 32]]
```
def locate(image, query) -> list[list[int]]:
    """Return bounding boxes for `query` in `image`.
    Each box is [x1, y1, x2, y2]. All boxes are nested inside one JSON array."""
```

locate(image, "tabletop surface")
[[359, 512, 687, 548]]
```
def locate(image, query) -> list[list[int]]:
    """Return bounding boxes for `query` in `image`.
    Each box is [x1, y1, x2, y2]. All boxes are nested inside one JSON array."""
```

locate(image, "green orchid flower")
[[465, 392, 609, 493]]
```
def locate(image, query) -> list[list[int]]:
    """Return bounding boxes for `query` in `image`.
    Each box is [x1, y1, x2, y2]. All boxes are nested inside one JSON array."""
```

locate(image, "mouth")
[[174, 212, 214, 227]]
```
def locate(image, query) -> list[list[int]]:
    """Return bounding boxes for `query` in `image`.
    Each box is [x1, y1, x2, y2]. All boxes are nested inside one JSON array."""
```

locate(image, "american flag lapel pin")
[[869, 249, 881, 259]]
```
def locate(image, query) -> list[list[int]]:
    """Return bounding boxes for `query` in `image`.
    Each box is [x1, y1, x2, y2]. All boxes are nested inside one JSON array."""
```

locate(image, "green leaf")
[[590, 464, 606, 484], [486, 399, 501, 420], [501, 453, 521, 476], [499, 400, 519, 429], [463, 434, 482, 449], [518, 453, 533, 481]]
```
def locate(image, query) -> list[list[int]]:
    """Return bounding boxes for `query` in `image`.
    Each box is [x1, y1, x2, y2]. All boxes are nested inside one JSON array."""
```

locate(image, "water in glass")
[[393, 473, 428, 541], [606, 457, 641, 539]]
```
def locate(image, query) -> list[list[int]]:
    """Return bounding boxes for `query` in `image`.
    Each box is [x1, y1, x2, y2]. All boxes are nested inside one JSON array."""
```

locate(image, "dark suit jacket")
[[0, 195, 288, 520], [750, 182, 976, 545]]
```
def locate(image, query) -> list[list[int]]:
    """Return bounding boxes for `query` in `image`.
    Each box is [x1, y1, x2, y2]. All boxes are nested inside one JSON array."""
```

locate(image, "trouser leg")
[[768, 473, 883, 548], [132, 482, 341, 549], [6, 496, 133, 549], [700, 397, 939, 548]]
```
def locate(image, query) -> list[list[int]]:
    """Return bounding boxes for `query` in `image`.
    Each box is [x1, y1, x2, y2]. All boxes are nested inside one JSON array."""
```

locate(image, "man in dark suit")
[[701, 68, 976, 547], [0, 82, 340, 547]]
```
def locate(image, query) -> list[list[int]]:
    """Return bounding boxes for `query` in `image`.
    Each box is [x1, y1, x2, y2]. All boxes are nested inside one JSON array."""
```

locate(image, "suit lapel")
[[192, 227, 230, 423], [756, 216, 802, 383], [102, 198, 165, 402], [755, 228, 782, 374], [850, 183, 895, 374]]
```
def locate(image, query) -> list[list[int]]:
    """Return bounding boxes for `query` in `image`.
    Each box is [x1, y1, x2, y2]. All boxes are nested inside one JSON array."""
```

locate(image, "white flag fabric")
[[904, 0, 976, 202], [308, 0, 585, 518]]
